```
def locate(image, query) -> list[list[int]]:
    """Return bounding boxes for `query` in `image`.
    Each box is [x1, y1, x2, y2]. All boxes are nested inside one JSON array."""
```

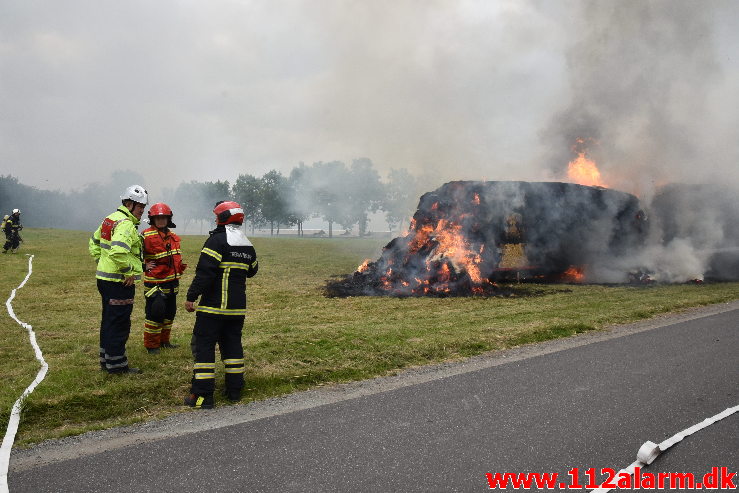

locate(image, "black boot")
[[222, 389, 242, 402], [109, 366, 143, 375], [184, 393, 214, 409]]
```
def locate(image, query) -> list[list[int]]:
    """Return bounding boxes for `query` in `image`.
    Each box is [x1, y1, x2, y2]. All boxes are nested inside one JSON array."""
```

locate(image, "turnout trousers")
[[190, 313, 245, 396], [143, 281, 178, 348], [97, 279, 135, 373], [3, 232, 19, 252]]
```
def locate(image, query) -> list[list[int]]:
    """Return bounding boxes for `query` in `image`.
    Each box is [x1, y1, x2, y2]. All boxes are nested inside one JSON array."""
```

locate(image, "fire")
[[380, 213, 492, 295], [425, 219, 484, 284], [561, 265, 585, 283], [356, 259, 371, 273], [327, 179, 650, 298], [567, 138, 607, 187], [568, 152, 606, 187]]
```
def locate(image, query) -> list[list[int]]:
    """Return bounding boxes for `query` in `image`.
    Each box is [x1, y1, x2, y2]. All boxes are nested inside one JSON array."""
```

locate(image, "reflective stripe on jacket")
[[186, 225, 258, 316], [89, 206, 143, 282], [142, 227, 185, 283], [3, 215, 20, 234]]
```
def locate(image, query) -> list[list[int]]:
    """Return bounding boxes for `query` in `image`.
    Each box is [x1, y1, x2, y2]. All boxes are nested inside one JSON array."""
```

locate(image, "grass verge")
[[1, 228, 737, 446]]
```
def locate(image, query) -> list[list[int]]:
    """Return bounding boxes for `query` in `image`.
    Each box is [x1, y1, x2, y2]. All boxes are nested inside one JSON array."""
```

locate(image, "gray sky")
[[1, 0, 737, 199]]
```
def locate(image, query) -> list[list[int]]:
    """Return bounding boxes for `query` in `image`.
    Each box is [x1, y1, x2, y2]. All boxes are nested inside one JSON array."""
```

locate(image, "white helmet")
[[120, 185, 148, 205], [12, 208, 20, 214]]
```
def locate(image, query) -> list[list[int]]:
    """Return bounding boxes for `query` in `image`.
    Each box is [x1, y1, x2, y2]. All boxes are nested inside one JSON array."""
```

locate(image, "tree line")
[[0, 160, 435, 236]]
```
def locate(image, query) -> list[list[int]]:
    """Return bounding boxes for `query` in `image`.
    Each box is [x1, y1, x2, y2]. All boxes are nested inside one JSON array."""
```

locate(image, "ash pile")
[[326, 181, 648, 297]]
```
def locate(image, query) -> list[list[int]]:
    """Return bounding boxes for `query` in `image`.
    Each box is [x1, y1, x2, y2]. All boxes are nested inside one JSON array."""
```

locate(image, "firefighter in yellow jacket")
[[89, 185, 148, 374], [142, 203, 187, 354]]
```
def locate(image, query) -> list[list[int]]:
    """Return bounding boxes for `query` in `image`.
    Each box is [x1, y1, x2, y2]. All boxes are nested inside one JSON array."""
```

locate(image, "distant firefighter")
[[141, 203, 187, 354], [2, 209, 23, 254]]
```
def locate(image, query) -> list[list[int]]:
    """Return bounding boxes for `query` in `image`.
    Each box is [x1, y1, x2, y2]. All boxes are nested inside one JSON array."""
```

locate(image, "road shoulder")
[[10, 299, 739, 472]]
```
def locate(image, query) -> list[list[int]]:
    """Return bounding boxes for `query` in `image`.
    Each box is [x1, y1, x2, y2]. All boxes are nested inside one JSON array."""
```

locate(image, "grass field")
[[1, 228, 738, 446]]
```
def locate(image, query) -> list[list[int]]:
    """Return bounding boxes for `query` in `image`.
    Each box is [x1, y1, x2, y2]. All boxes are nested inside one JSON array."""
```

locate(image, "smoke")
[[538, 1, 739, 283], [287, 0, 567, 185], [2, 0, 737, 266], [540, 1, 738, 196]]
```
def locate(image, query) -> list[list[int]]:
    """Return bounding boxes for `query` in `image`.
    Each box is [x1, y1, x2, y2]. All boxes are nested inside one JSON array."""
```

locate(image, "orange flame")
[[425, 219, 484, 284], [562, 265, 585, 283], [568, 152, 606, 187], [380, 267, 393, 290], [356, 259, 371, 273]]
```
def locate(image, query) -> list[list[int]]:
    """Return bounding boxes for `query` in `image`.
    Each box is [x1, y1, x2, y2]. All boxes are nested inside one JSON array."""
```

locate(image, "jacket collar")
[[117, 205, 141, 226]]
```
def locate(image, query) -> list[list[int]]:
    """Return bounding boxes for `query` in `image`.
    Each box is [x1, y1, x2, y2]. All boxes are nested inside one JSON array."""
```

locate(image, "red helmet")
[[148, 202, 176, 228], [213, 201, 244, 225]]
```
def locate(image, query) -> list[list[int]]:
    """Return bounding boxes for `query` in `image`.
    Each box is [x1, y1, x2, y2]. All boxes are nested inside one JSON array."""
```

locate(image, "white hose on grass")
[[1, 255, 47, 493]]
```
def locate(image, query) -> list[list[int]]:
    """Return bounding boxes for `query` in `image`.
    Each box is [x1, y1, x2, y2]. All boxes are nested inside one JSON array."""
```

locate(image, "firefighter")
[[89, 185, 148, 374], [2, 209, 23, 254], [183, 200, 258, 409], [142, 203, 187, 354]]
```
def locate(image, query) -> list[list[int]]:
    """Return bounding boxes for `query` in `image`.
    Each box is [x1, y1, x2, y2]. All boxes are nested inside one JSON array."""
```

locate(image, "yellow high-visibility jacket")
[[89, 206, 144, 282]]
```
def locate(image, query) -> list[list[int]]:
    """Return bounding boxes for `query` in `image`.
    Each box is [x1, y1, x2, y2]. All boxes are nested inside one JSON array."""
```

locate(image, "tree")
[[0, 175, 70, 228], [308, 161, 351, 238], [259, 170, 292, 236], [287, 164, 313, 236], [170, 180, 230, 233], [1, 170, 151, 231], [344, 158, 384, 236], [232, 173, 265, 234], [383, 168, 419, 233]]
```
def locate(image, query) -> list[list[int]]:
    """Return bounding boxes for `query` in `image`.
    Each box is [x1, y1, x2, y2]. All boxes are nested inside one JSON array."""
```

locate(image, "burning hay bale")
[[326, 181, 648, 297]]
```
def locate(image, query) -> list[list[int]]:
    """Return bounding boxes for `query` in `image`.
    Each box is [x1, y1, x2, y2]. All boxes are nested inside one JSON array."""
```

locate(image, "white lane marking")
[[590, 404, 739, 492], [1, 255, 47, 493]]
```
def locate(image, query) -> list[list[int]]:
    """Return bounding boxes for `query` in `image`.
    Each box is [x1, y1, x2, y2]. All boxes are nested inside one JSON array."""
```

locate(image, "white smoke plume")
[[539, 1, 739, 283]]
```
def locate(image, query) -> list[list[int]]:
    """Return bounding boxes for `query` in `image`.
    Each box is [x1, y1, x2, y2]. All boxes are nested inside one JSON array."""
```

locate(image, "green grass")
[[1, 228, 738, 446]]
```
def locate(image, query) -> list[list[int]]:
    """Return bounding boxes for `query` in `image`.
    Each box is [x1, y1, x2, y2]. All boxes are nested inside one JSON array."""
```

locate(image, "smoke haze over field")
[[1, 1, 737, 199]]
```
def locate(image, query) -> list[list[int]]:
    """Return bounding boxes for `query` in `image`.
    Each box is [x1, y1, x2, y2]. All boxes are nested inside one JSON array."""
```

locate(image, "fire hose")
[[0, 255, 47, 493], [589, 404, 739, 492]]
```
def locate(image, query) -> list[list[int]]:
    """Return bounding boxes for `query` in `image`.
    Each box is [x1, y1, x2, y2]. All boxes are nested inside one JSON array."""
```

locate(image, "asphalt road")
[[9, 301, 738, 492]]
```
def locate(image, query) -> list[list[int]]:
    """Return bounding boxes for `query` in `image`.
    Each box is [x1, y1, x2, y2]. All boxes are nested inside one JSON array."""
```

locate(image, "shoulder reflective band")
[[202, 247, 222, 261]]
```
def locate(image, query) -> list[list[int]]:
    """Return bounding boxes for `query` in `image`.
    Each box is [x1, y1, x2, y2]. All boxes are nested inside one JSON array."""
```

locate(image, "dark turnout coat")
[[186, 225, 258, 316]]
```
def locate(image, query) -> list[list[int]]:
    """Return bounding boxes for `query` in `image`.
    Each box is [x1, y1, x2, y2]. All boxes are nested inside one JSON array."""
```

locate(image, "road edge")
[[9, 299, 739, 472]]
